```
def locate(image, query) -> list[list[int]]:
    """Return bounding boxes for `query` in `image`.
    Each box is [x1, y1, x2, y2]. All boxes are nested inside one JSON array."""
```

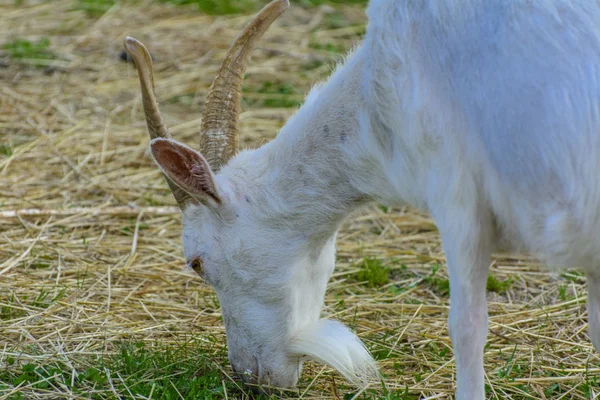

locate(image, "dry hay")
[[0, 0, 599, 399]]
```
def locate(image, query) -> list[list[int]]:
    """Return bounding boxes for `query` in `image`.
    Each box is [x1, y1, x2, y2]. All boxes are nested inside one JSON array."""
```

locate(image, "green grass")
[[3, 38, 55, 64], [486, 274, 513, 293], [162, 0, 368, 15], [74, 0, 115, 16], [557, 283, 574, 301], [244, 81, 302, 108], [561, 270, 586, 283], [310, 41, 349, 55], [354, 257, 390, 288], [73, 0, 369, 18], [0, 142, 13, 157], [492, 346, 600, 398], [1, 287, 67, 321], [423, 264, 450, 296], [168, 81, 302, 108], [0, 293, 25, 321], [161, 0, 261, 15], [169, 81, 305, 109], [342, 387, 419, 400], [421, 265, 513, 296], [0, 340, 261, 399], [378, 204, 391, 213]]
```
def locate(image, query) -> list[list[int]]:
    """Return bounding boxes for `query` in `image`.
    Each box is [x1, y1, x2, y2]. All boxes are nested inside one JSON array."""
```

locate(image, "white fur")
[[288, 319, 377, 385], [155, 0, 600, 397]]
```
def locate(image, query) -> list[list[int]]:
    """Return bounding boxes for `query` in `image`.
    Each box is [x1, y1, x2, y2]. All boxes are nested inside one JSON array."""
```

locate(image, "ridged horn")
[[124, 36, 193, 210], [200, 0, 289, 172]]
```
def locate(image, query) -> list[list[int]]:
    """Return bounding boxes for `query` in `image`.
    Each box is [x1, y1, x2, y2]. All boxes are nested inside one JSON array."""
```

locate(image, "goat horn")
[[200, 0, 289, 172], [124, 36, 193, 210]]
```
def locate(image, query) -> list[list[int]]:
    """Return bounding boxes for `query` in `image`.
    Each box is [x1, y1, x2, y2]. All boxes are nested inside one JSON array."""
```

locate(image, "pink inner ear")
[[151, 139, 221, 205], [189, 161, 221, 204]]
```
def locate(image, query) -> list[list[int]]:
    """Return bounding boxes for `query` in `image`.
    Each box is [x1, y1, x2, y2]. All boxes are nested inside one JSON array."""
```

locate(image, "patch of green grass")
[[1, 287, 67, 321], [344, 384, 419, 400], [301, 59, 328, 71], [143, 193, 161, 206], [496, 345, 530, 383], [387, 264, 421, 296], [544, 383, 562, 398], [296, 0, 369, 6], [3, 38, 54, 62], [321, 10, 358, 30], [74, 0, 115, 17], [355, 257, 390, 288], [0, 143, 13, 157], [119, 218, 149, 235], [29, 253, 55, 269], [1, 293, 26, 321], [161, 0, 259, 15], [92, 0, 370, 19], [558, 284, 569, 301], [427, 340, 451, 360], [323, 11, 346, 29], [421, 267, 514, 296], [423, 264, 450, 296], [105, 342, 231, 399], [169, 81, 302, 108], [57, 0, 370, 19], [244, 81, 302, 108], [166, 94, 194, 105], [309, 41, 348, 54], [160, 0, 368, 15], [0, 340, 253, 399], [378, 204, 391, 213], [486, 274, 513, 293], [583, 359, 600, 397], [561, 270, 585, 283], [31, 287, 68, 309], [366, 330, 396, 361]]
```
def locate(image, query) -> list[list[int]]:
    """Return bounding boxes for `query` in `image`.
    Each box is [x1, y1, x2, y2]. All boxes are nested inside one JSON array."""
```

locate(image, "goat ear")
[[150, 138, 221, 208]]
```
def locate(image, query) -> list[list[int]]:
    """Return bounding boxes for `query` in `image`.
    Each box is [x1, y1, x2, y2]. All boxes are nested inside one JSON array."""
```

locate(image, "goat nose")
[[238, 369, 258, 383], [236, 370, 267, 395], [231, 363, 258, 385]]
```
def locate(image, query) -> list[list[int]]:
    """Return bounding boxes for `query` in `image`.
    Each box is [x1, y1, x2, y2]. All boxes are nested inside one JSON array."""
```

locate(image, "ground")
[[0, 0, 599, 399]]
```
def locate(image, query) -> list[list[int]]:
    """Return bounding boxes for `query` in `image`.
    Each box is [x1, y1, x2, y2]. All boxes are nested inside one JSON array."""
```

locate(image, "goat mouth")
[[234, 372, 296, 396]]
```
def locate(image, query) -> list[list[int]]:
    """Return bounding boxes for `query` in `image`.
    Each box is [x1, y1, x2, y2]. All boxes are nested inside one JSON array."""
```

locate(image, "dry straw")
[[1, 0, 598, 398]]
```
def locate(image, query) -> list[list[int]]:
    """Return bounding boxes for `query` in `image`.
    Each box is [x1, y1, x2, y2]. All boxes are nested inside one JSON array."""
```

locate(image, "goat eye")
[[189, 258, 203, 275]]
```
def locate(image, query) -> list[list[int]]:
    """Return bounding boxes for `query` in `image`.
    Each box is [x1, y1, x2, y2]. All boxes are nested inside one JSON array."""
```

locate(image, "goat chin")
[[287, 319, 378, 386]]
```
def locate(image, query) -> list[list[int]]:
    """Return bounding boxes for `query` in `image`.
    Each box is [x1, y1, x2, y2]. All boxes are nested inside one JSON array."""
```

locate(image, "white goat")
[[125, 0, 600, 398]]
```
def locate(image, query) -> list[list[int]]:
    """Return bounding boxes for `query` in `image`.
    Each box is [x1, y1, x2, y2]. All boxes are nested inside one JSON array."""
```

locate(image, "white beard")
[[288, 318, 377, 385]]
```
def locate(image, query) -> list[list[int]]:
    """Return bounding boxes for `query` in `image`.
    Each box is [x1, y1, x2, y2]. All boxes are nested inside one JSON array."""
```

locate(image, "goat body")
[[131, 0, 600, 398], [345, 2, 600, 396]]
